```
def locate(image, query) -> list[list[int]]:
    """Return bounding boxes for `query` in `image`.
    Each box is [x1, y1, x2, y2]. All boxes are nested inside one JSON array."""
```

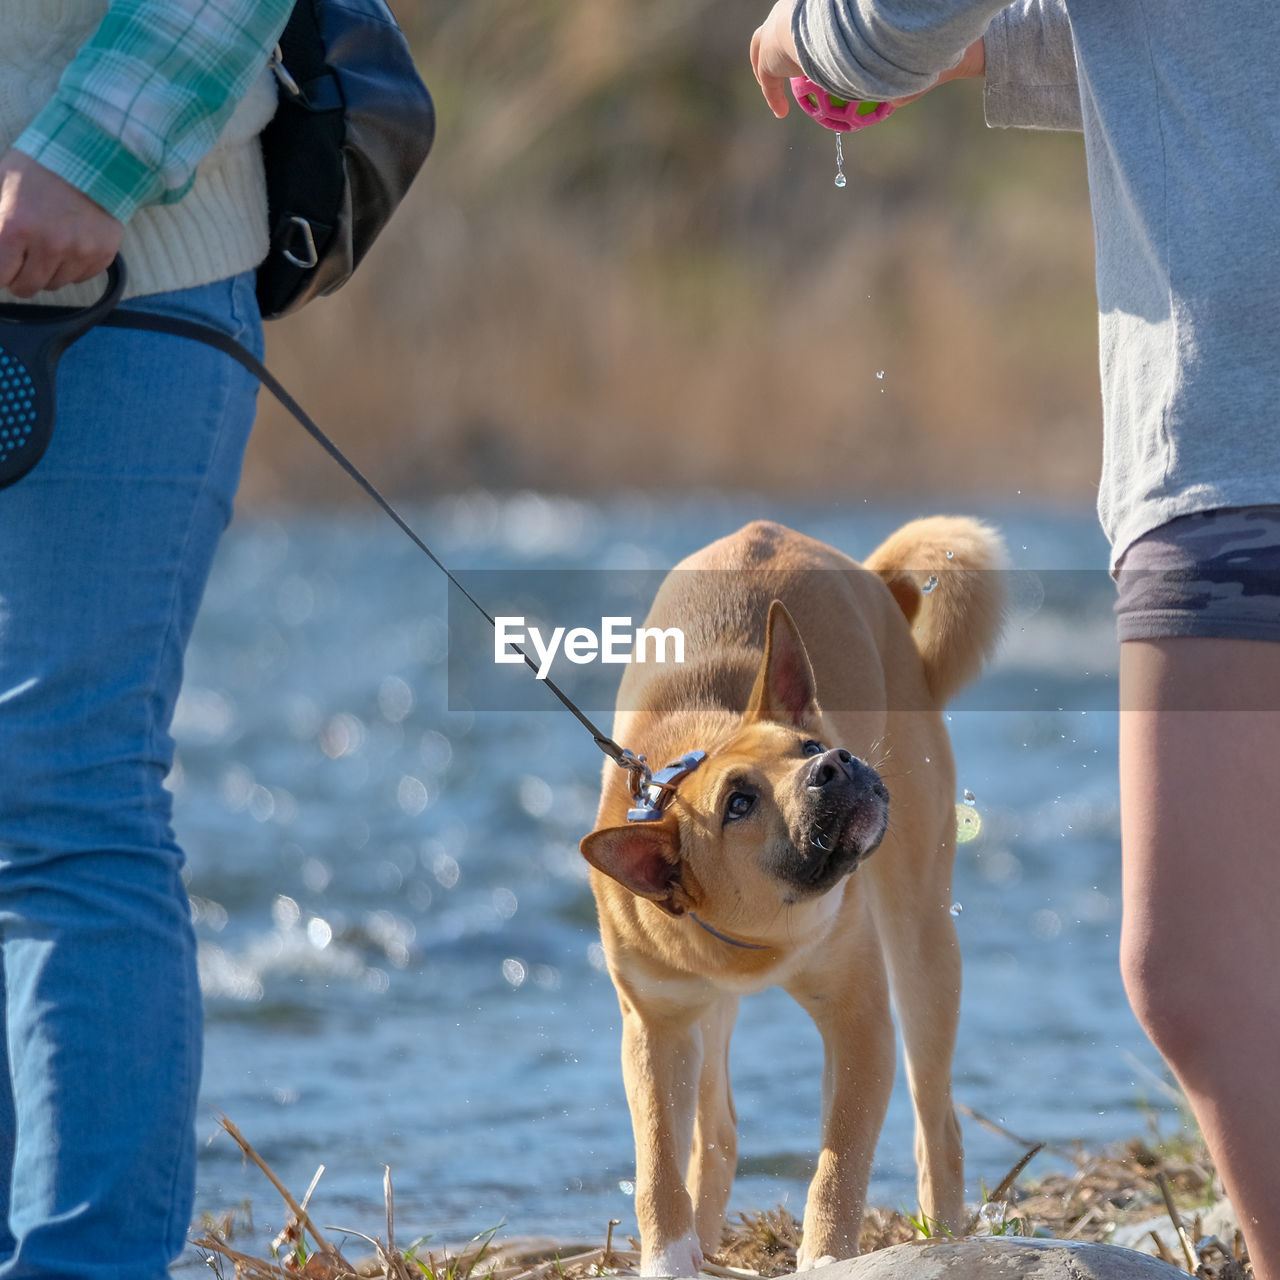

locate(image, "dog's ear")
[[745, 600, 821, 728], [579, 822, 689, 916]]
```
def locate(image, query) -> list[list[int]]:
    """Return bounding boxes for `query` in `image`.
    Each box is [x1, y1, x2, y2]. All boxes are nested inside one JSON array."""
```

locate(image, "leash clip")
[[626, 749, 707, 823], [613, 749, 652, 804]]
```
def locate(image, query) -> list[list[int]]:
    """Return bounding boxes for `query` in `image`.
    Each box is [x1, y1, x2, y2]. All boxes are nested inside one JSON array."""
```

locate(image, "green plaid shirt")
[[14, 0, 294, 223]]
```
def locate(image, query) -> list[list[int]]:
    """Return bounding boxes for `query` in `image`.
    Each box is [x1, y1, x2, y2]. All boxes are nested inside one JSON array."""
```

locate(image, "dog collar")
[[626, 750, 707, 822], [689, 913, 771, 951], [621, 752, 767, 949]]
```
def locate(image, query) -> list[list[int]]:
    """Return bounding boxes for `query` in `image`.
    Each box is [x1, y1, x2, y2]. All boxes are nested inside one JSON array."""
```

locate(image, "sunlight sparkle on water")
[[956, 802, 982, 843]]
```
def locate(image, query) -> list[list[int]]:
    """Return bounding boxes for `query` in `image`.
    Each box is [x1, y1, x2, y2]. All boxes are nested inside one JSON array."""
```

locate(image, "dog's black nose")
[[807, 747, 856, 789]]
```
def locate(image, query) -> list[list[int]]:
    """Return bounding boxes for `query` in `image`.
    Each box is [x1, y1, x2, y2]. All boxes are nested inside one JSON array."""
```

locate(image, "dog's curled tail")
[[864, 515, 1008, 705]]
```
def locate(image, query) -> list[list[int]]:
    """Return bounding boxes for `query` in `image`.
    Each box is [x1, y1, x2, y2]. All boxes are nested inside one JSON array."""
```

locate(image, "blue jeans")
[[0, 272, 262, 1276]]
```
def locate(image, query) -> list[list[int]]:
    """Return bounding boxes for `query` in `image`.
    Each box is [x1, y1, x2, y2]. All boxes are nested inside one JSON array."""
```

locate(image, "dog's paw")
[[795, 1253, 839, 1272], [641, 1232, 704, 1277]]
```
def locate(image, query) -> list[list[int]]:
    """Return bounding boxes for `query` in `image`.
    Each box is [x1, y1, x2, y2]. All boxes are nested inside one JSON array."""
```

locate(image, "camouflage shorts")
[[1114, 505, 1280, 642]]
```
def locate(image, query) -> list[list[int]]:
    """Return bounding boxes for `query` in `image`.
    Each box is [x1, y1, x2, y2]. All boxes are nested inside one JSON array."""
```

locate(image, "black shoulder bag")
[[256, 0, 435, 319], [0, 1, 434, 486]]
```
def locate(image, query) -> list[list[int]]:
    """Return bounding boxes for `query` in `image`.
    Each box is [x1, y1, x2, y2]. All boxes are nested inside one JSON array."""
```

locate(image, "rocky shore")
[[193, 1117, 1248, 1280]]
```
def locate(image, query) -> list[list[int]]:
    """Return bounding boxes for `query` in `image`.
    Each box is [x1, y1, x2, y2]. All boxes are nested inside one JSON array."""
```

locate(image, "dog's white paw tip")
[[796, 1255, 839, 1272], [641, 1233, 704, 1278]]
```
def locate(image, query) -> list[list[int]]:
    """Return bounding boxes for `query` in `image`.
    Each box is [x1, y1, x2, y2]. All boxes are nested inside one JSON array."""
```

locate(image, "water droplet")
[[876, 370, 885, 380], [922, 574, 939, 594], [945, 549, 955, 559], [834, 133, 847, 188], [979, 1200, 1005, 1224], [950, 902, 964, 918], [963, 789, 976, 805]]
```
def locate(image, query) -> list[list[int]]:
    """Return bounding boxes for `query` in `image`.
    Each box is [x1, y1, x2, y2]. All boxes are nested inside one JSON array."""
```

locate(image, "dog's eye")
[[724, 791, 756, 822], [801, 739, 825, 756]]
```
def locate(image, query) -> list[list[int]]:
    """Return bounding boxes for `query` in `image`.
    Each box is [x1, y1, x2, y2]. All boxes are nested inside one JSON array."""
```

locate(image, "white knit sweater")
[[0, 0, 277, 303]]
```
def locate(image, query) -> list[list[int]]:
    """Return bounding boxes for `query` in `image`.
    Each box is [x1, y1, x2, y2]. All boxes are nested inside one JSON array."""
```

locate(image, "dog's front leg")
[[789, 940, 896, 1270], [621, 1005, 705, 1277], [686, 996, 739, 1254]]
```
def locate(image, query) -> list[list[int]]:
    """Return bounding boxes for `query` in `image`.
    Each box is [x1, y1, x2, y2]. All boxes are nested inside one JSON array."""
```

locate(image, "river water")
[[180, 492, 1179, 1257]]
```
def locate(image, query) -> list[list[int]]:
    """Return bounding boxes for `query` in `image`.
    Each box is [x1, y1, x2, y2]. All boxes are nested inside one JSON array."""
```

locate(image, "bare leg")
[[1120, 637, 1280, 1280]]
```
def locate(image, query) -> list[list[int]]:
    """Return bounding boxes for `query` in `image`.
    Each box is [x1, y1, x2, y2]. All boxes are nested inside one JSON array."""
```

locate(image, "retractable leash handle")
[[0, 256, 127, 490]]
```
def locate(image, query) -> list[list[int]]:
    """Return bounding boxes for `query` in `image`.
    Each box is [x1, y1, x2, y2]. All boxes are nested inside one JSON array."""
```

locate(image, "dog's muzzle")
[[779, 748, 889, 894]]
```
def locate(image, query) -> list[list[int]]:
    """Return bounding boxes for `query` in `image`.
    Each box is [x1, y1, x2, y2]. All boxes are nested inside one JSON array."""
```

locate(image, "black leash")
[[2, 262, 770, 944], [100, 306, 645, 773], [147, 325, 750, 943], [0, 257, 713, 828]]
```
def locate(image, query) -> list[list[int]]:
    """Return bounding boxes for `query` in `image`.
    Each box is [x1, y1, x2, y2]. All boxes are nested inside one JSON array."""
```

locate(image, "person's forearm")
[[984, 0, 1081, 131], [13, 0, 293, 223], [793, 0, 1011, 103]]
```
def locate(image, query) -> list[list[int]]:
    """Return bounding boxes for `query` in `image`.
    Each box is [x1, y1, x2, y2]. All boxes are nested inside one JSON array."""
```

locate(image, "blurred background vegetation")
[[243, 0, 1101, 508]]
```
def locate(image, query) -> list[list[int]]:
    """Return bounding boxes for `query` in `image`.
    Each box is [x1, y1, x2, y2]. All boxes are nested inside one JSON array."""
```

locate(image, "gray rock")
[[792, 1235, 1188, 1280]]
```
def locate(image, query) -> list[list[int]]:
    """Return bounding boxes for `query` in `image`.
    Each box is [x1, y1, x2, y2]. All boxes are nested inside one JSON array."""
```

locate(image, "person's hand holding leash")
[[0, 148, 122, 298]]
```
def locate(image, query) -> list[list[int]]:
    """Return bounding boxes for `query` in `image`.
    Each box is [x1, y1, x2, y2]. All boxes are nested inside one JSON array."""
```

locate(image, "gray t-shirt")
[[795, 0, 1280, 567]]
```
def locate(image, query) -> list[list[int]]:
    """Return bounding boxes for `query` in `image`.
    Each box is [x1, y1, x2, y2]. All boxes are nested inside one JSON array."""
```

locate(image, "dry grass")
[[192, 1111, 1250, 1280], [239, 0, 1101, 511]]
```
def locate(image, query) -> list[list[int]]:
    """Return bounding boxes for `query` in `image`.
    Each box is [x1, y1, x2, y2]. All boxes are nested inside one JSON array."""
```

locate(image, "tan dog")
[[580, 518, 1006, 1276]]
